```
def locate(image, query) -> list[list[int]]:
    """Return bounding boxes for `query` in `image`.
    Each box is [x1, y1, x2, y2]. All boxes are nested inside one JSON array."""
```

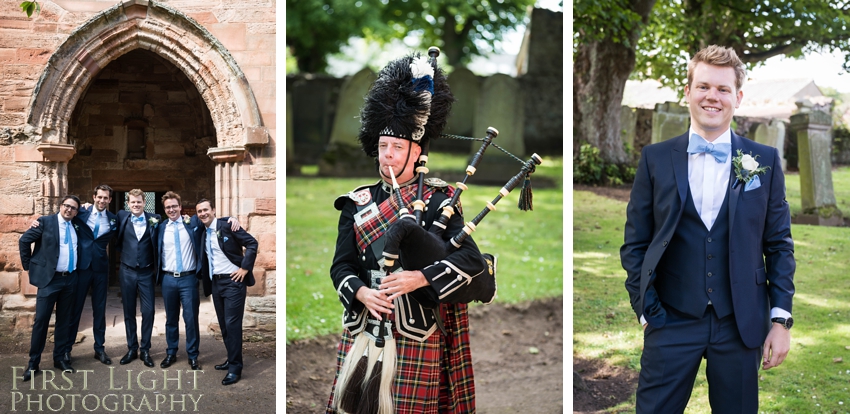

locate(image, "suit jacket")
[[74, 206, 118, 272], [196, 218, 258, 297], [156, 215, 204, 285], [19, 214, 72, 289], [621, 132, 796, 348], [115, 210, 161, 272]]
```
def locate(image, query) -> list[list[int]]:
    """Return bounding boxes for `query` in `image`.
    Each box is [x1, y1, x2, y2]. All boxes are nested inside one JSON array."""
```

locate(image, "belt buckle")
[[172, 272, 181, 278]]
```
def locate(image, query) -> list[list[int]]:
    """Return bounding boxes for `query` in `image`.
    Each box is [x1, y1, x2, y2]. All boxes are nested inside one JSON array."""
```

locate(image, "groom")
[[621, 45, 795, 413]]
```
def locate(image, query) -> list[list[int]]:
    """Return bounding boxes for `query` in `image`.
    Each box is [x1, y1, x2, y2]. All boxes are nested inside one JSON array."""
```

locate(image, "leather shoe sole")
[[120, 351, 138, 365], [94, 352, 112, 365], [214, 361, 229, 370], [160, 355, 177, 368], [222, 373, 240, 386], [140, 352, 155, 368]]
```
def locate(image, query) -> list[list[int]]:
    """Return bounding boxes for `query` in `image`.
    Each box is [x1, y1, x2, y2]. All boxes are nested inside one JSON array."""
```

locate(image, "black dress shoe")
[[120, 350, 138, 365], [160, 354, 177, 368], [222, 373, 240, 386], [140, 351, 154, 367], [54, 359, 75, 373], [22, 363, 38, 382], [94, 351, 112, 365], [188, 359, 200, 370], [214, 360, 229, 370], [64, 352, 71, 362]]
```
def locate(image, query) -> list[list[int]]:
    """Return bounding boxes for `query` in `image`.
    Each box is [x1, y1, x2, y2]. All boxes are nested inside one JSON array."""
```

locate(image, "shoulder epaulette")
[[333, 180, 382, 211]]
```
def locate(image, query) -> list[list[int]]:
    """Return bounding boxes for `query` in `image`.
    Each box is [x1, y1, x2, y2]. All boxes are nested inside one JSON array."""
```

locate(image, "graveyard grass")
[[286, 153, 564, 342], [574, 167, 850, 413]]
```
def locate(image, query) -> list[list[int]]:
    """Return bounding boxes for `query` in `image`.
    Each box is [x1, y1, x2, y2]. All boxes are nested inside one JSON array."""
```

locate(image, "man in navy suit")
[[621, 45, 795, 413], [18, 195, 82, 381], [69, 184, 118, 365], [156, 191, 240, 371], [116, 188, 161, 367], [196, 198, 258, 386]]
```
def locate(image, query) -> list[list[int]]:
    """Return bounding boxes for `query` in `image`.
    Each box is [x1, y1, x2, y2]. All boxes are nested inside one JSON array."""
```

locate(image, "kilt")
[[326, 302, 475, 413]]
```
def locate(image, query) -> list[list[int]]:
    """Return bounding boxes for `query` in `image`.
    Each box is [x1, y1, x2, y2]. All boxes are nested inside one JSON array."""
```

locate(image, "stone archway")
[[24, 0, 268, 216]]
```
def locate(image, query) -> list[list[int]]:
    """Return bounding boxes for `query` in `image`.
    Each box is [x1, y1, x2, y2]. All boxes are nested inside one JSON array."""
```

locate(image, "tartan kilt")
[[326, 302, 475, 413]]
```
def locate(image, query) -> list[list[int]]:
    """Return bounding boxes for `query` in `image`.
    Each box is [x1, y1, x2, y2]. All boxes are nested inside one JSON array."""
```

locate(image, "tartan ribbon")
[[354, 184, 422, 252]]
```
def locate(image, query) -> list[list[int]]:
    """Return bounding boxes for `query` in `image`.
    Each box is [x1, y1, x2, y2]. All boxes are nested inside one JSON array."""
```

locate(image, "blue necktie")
[[206, 228, 214, 278], [93, 211, 100, 239], [686, 133, 731, 163], [65, 221, 75, 273], [174, 221, 183, 273]]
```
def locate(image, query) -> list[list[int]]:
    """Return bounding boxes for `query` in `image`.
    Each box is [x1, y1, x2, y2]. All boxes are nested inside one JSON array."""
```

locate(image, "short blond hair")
[[687, 45, 746, 91], [161, 191, 182, 206], [127, 188, 144, 199]]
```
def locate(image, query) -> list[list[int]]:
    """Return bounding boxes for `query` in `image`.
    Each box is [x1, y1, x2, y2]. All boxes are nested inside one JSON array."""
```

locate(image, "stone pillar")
[[208, 146, 247, 218], [753, 119, 786, 172], [789, 110, 843, 226], [651, 102, 690, 144]]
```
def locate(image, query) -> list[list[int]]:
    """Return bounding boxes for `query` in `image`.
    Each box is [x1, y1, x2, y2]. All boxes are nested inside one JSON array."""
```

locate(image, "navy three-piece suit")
[[115, 210, 161, 353], [621, 132, 796, 412]]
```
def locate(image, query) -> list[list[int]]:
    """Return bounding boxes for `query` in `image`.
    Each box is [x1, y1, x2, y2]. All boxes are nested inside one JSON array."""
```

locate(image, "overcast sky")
[[748, 50, 850, 94]]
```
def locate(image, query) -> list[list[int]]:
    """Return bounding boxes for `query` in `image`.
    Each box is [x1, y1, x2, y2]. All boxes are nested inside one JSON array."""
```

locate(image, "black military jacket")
[[330, 178, 487, 341]]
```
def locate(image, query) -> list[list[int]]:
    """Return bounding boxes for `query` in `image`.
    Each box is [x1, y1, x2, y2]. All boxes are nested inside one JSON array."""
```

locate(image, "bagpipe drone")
[[332, 47, 542, 414]]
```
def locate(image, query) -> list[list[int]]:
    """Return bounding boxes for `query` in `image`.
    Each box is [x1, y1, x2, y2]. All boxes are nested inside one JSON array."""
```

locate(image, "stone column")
[[208, 146, 247, 219], [789, 110, 843, 226]]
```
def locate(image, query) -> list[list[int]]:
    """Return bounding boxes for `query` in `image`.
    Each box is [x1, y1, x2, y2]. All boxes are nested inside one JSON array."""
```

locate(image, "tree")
[[575, 0, 850, 175], [380, 0, 537, 67], [573, 0, 656, 166], [286, 0, 389, 73], [286, 0, 537, 73], [633, 1, 850, 90]]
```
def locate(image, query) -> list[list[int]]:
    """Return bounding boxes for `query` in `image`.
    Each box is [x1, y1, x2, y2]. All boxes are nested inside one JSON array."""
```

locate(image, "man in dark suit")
[[69, 184, 118, 365], [195, 198, 258, 386], [115, 188, 161, 367], [621, 45, 795, 413], [18, 195, 82, 381]]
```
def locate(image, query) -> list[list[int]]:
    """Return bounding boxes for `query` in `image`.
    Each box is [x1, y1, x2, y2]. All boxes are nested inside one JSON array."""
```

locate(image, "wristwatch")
[[771, 317, 793, 330]]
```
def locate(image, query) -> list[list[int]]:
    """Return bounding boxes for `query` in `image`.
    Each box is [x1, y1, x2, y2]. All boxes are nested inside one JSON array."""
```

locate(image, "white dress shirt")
[[205, 219, 239, 277], [86, 208, 110, 238], [163, 219, 197, 273], [56, 215, 77, 272], [131, 213, 147, 240]]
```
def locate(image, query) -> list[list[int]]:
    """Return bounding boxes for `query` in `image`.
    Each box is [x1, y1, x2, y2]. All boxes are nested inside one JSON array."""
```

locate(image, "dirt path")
[[285, 296, 563, 413]]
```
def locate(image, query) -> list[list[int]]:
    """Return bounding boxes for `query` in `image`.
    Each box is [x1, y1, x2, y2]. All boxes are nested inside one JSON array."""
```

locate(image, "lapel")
[[671, 133, 690, 205], [728, 132, 745, 236], [50, 213, 61, 247]]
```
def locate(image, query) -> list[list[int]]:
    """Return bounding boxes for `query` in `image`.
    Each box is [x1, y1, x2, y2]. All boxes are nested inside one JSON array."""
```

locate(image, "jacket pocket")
[[755, 267, 766, 284]]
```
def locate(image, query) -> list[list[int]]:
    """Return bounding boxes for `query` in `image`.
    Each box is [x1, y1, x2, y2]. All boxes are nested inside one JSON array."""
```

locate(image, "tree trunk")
[[573, 0, 656, 165]]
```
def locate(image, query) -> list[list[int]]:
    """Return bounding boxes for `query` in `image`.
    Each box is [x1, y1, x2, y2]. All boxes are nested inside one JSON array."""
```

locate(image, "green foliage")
[[573, 0, 644, 51], [20, 1, 40, 18], [286, 0, 536, 72], [573, 143, 635, 186], [633, 1, 850, 90], [286, 154, 564, 342], [574, 175, 850, 412]]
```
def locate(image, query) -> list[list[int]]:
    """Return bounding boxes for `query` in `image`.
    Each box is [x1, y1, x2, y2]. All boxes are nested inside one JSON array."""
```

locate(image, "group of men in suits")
[[18, 186, 258, 386]]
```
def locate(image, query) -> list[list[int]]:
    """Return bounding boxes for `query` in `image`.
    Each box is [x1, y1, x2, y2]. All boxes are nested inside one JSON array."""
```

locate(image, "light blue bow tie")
[[133, 216, 145, 223], [687, 133, 731, 163]]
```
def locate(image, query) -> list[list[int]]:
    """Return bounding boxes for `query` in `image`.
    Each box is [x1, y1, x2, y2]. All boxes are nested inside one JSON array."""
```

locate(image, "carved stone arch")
[[27, 0, 268, 154]]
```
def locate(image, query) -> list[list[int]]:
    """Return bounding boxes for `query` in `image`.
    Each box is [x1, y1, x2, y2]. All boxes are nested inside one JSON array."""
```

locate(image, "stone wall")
[[0, 0, 276, 333]]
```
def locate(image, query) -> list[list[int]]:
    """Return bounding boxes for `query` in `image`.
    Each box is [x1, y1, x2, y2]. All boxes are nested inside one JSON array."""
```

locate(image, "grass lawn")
[[574, 166, 850, 413], [286, 153, 564, 342]]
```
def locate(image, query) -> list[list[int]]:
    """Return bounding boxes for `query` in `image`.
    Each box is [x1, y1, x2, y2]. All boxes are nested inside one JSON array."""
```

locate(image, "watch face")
[[786, 317, 793, 329]]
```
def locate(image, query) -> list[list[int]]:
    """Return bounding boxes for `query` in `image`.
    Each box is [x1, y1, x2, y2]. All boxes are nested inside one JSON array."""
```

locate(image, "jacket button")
[[707, 254, 713, 260], [362, 255, 366, 261], [409, 318, 415, 324], [647, 269, 652, 275], [707, 272, 712, 277], [708, 288, 713, 293], [707, 237, 712, 242], [457, 275, 463, 281], [662, 241, 668, 247]]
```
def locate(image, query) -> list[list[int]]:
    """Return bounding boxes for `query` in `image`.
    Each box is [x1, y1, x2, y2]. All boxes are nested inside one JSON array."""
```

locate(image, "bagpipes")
[[332, 47, 542, 414]]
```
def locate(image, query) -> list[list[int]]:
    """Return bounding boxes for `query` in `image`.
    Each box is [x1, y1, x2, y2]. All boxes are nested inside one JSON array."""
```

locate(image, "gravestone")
[[472, 74, 526, 184], [651, 102, 690, 143], [789, 109, 842, 226], [621, 106, 637, 149], [753, 119, 786, 172], [318, 68, 377, 177], [437, 67, 479, 153], [289, 74, 344, 164]]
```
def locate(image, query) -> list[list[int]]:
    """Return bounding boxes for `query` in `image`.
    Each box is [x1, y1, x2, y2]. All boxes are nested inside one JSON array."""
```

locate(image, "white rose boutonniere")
[[148, 217, 159, 228], [183, 217, 191, 225], [732, 149, 770, 188]]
